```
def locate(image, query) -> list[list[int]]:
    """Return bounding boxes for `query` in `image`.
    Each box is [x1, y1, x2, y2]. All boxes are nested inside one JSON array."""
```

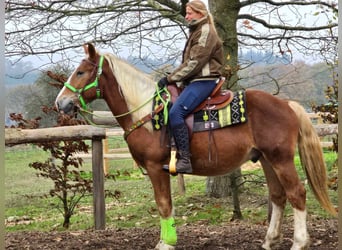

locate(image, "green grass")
[[5, 143, 337, 232], [5, 145, 53, 207]]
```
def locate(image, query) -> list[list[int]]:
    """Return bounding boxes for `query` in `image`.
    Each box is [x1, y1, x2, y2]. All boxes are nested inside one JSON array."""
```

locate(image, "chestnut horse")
[[55, 43, 335, 250]]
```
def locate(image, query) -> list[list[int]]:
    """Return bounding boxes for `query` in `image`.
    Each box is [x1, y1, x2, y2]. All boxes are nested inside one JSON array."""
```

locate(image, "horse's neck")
[[105, 96, 132, 130], [102, 70, 133, 131], [104, 54, 155, 132]]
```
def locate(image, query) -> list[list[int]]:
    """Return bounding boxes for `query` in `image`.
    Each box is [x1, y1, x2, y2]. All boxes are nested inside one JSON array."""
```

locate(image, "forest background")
[[5, 51, 334, 128]]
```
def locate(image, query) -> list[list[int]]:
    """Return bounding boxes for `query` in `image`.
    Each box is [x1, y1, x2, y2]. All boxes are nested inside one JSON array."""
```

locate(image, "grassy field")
[[5, 141, 338, 232]]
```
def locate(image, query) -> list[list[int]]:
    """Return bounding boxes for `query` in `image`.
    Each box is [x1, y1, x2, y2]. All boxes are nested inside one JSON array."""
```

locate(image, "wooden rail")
[[5, 125, 106, 146]]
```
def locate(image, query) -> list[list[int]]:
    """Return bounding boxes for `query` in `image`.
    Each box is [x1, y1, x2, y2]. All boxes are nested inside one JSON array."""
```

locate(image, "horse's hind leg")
[[261, 156, 310, 250], [260, 157, 286, 249]]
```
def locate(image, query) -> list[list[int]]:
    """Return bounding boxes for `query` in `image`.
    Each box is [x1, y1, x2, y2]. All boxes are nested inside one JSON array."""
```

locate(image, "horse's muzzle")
[[56, 97, 75, 114]]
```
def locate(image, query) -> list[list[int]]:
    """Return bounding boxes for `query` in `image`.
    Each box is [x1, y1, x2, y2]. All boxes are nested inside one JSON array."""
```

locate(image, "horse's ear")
[[83, 43, 96, 60], [83, 44, 89, 55]]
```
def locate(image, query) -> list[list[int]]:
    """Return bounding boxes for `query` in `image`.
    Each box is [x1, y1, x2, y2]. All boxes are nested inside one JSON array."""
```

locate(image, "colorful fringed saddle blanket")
[[192, 90, 247, 132], [152, 86, 248, 133]]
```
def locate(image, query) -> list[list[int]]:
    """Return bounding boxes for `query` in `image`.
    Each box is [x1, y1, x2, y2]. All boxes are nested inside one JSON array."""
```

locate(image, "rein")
[[122, 102, 165, 140], [79, 88, 168, 140]]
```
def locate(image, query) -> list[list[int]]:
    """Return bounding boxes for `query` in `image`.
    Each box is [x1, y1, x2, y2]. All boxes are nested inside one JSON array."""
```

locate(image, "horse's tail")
[[288, 101, 336, 216]]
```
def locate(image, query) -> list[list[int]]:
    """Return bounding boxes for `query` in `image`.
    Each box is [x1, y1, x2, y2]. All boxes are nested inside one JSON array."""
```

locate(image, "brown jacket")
[[167, 16, 223, 84]]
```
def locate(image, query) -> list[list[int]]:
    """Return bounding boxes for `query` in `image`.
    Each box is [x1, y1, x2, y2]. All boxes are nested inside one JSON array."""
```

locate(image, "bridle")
[[64, 55, 104, 110], [62, 54, 171, 140]]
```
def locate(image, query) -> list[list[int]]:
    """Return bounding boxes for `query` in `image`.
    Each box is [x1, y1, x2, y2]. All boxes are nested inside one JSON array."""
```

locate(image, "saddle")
[[167, 77, 233, 112], [166, 77, 234, 134]]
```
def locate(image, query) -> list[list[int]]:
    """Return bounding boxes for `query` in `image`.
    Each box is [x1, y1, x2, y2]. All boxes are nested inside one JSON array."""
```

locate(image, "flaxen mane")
[[104, 53, 156, 131]]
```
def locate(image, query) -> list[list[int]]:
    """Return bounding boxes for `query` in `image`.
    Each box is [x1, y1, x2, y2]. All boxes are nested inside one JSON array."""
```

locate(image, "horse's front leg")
[[148, 166, 177, 250]]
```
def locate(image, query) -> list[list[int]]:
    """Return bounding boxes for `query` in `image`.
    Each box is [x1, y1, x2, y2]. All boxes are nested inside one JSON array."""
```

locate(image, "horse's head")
[[55, 43, 104, 114], [55, 43, 158, 133]]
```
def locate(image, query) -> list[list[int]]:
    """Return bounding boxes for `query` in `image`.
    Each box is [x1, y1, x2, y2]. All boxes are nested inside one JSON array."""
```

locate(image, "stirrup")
[[163, 151, 178, 176], [162, 150, 192, 175]]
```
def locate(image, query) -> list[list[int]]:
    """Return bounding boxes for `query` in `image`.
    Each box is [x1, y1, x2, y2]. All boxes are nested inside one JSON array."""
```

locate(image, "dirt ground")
[[6, 217, 337, 249]]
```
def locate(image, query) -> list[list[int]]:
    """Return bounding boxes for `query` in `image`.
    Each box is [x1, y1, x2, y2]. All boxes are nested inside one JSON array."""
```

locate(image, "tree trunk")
[[229, 169, 243, 220], [206, 169, 242, 196], [209, 0, 240, 89], [63, 214, 71, 229], [206, 0, 243, 218], [206, 174, 232, 198]]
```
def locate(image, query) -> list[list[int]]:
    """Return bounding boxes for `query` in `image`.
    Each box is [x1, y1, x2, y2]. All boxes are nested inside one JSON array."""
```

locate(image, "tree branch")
[[238, 14, 337, 31], [240, 0, 338, 12]]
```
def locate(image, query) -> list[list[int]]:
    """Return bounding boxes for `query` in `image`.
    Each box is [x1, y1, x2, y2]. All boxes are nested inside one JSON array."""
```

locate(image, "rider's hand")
[[157, 77, 169, 89]]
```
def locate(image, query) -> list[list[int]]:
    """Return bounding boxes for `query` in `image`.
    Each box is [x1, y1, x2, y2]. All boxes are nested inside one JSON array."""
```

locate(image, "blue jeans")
[[169, 80, 217, 128]]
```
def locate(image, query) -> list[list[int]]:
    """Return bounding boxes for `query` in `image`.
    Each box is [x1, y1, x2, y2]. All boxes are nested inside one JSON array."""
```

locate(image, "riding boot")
[[175, 150, 192, 174], [163, 124, 192, 174]]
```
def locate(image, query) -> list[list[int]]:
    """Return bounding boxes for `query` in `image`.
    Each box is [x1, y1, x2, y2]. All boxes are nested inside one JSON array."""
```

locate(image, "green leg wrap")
[[160, 217, 177, 246]]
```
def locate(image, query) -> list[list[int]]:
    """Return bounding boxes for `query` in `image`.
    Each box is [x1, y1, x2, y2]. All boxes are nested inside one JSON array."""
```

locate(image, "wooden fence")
[[5, 125, 107, 230]]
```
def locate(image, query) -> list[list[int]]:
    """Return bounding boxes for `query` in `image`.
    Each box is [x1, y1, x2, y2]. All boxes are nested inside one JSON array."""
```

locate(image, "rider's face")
[[185, 6, 204, 23]]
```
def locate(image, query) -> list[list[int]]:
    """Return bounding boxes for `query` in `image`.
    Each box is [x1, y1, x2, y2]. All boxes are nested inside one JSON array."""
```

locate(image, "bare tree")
[[5, 0, 185, 70], [5, 1, 337, 78]]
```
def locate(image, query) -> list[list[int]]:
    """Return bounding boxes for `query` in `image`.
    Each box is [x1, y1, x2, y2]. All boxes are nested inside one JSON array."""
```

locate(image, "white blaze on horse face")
[[55, 70, 77, 110], [55, 85, 66, 108]]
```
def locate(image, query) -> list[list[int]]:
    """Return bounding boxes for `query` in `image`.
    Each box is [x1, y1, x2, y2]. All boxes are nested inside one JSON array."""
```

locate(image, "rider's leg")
[[163, 80, 216, 174], [171, 123, 192, 173]]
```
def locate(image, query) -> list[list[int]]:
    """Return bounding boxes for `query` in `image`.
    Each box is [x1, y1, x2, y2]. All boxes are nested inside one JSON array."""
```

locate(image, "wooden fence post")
[[92, 137, 106, 230], [177, 174, 185, 195], [103, 137, 109, 176]]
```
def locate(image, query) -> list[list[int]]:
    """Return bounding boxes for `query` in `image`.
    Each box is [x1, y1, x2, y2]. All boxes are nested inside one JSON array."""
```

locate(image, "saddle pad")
[[151, 90, 247, 132], [193, 91, 247, 132]]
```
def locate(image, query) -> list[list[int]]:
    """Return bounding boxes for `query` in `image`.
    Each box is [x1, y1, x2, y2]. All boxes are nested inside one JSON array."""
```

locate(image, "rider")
[[158, 0, 224, 174]]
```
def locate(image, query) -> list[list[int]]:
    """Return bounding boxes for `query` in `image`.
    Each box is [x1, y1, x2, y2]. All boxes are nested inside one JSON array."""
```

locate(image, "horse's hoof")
[[290, 239, 310, 250], [262, 234, 283, 250], [155, 240, 175, 250]]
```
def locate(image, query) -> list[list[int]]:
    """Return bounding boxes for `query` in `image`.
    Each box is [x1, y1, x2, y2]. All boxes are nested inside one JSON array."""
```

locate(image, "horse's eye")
[[77, 71, 84, 77]]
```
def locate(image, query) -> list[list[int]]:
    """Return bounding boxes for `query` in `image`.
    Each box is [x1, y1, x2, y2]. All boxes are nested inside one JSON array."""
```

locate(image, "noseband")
[[64, 55, 104, 110]]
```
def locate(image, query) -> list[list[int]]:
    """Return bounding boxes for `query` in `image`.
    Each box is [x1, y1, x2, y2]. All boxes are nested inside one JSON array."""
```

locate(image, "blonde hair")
[[186, 0, 219, 35]]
